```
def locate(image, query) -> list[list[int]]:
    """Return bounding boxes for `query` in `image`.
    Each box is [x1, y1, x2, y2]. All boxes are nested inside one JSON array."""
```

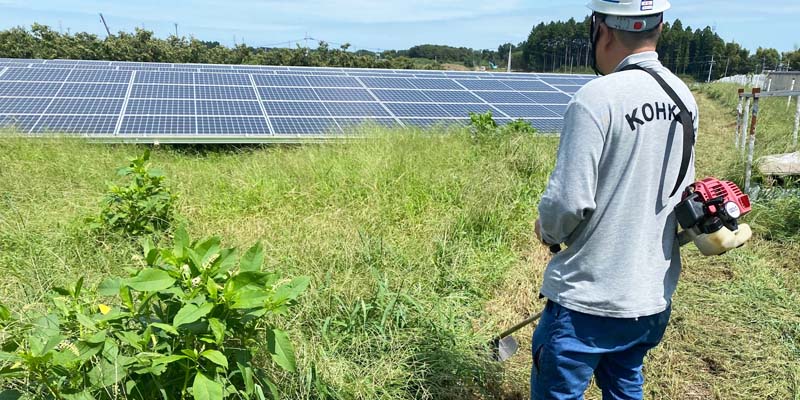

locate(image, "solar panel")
[[197, 117, 269, 134], [119, 116, 195, 134], [194, 73, 251, 86], [34, 115, 118, 134], [126, 99, 195, 115], [493, 104, 560, 118], [131, 85, 194, 99], [58, 83, 128, 98], [304, 76, 362, 88], [385, 103, 448, 118], [422, 91, 482, 103], [46, 98, 124, 115], [270, 117, 340, 134], [522, 92, 572, 104], [253, 74, 309, 87], [324, 102, 390, 117], [67, 69, 132, 83], [136, 71, 194, 85], [195, 85, 257, 100], [313, 88, 374, 101], [401, 118, 468, 128], [372, 89, 432, 103], [196, 100, 262, 116], [258, 87, 319, 101], [0, 57, 595, 141], [410, 79, 463, 90], [3, 68, 71, 82], [439, 104, 501, 118], [264, 101, 330, 117], [0, 97, 51, 113], [474, 91, 533, 104], [456, 79, 512, 91], [0, 115, 40, 132], [0, 82, 61, 97], [360, 77, 415, 89]]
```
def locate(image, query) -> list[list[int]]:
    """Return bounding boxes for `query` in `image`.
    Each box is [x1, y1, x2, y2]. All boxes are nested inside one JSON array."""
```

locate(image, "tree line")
[[0, 21, 796, 79], [0, 24, 437, 70], [520, 17, 798, 79]]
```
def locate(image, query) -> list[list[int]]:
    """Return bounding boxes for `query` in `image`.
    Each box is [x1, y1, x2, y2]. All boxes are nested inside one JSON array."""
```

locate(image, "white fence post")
[[789, 79, 796, 110], [794, 95, 800, 149], [735, 89, 744, 149], [741, 96, 752, 158]]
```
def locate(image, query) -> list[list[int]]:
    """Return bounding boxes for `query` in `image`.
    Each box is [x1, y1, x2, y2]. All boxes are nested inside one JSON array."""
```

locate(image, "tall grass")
[[0, 129, 557, 399]]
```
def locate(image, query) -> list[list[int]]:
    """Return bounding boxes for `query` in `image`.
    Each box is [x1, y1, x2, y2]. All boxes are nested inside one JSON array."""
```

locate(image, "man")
[[531, 0, 698, 399]]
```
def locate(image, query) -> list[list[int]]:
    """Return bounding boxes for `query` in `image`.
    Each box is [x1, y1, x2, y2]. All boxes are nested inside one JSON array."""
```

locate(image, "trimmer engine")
[[675, 178, 753, 256]]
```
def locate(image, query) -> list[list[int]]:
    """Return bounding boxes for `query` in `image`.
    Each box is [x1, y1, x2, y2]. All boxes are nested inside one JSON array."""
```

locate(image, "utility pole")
[[99, 13, 112, 37], [507, 44, 512, 73], [723, 57, 730, 78], [174, 23, 178, 37], [707, 54, 716, 83]]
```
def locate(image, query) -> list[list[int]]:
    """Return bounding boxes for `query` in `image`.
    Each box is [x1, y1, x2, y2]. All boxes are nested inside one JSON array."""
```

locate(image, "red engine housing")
[[687, 178, 751, 217]]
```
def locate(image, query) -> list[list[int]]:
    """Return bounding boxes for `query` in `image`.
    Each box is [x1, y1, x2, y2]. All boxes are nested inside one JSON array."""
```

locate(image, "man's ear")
[[599, 24, 613, 51]]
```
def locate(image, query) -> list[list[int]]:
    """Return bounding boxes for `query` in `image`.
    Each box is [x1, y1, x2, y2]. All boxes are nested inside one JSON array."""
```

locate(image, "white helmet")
[[587, 0, 671, 17]]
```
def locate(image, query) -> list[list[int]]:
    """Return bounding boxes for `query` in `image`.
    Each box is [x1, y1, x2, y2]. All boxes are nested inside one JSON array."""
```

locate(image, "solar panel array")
[[0, 58, 594, 142]]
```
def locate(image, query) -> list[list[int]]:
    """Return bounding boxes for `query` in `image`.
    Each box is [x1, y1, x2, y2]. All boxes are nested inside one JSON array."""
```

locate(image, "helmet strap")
[[589, 13, 605, 76]]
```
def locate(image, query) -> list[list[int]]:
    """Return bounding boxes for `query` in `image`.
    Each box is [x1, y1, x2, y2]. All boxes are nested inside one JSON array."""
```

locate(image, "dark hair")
[[612, 25, 662, 50]]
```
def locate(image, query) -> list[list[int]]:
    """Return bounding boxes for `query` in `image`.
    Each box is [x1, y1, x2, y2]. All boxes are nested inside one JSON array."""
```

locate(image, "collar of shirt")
[[613, 51, 660, 72]]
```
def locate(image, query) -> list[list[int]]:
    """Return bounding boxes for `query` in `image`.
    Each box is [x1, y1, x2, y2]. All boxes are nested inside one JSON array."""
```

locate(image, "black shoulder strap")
[[620, 64, 695, 197]]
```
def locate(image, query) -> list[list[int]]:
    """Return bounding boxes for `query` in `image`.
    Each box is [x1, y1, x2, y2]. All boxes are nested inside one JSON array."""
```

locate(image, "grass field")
[[1, 85, 798, 399]]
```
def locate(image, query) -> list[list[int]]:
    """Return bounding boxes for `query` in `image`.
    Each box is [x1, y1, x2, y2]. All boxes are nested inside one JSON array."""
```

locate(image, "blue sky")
[[1, 1, 797, 53]]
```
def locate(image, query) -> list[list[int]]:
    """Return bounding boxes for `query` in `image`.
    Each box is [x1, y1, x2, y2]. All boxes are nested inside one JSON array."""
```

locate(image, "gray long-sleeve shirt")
[[538, 51, 698, 318]]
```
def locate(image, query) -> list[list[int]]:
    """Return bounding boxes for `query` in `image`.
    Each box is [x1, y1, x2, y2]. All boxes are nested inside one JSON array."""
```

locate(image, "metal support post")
[[735, 88, 744, 148], [744, 88, 761, 194]]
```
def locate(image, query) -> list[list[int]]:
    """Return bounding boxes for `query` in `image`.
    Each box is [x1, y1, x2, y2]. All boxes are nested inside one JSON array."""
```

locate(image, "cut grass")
[[0, 86, 798, 399]]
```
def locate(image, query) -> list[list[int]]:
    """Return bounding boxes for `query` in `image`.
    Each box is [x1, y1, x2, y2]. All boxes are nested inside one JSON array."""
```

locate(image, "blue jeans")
[[530, 300, 671, 400]]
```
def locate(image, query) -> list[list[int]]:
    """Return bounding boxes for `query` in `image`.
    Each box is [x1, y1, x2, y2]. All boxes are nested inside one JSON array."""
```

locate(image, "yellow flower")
[[98, 304, 112, 315]]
